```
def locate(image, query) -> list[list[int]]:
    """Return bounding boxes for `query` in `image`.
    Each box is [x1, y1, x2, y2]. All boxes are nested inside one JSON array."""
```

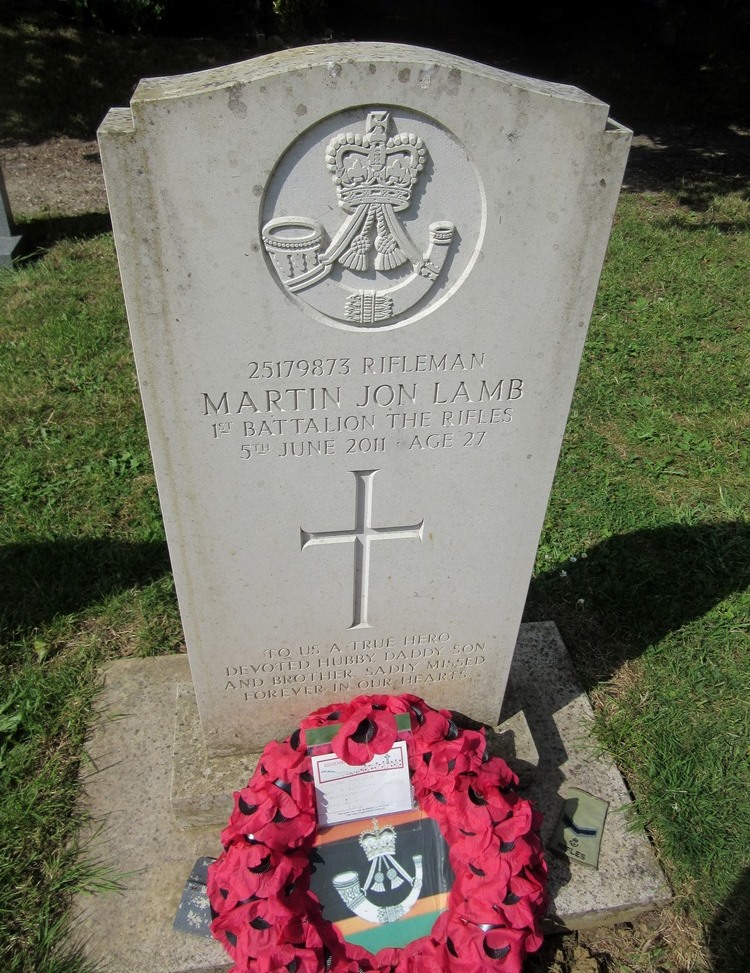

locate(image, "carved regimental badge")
[[262, 110, 458, 329]]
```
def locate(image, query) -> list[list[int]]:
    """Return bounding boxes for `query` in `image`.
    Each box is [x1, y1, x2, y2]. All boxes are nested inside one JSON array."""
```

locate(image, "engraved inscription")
[[245, 353, 486, 378], [221, 634, 488, 700], [247, 358, 352, 379], [300, 470, 424, 630], [200, 351, 525, 462]]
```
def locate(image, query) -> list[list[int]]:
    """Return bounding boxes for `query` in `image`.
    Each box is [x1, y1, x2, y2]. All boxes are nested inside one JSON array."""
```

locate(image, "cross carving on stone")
[[300, 469, 424, 629]]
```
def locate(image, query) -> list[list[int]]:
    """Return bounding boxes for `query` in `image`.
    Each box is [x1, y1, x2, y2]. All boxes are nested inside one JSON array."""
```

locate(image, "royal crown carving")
[[326, 110, 426, 217], [332, 818, 424, 923], [261, 108, 456, 328]]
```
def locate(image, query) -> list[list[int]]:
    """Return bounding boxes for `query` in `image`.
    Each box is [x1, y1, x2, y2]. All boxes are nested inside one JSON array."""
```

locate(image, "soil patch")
[[1, 137, 106, 217]]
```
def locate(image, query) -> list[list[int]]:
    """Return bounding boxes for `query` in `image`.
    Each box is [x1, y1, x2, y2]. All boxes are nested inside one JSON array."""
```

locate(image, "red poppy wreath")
[[208, 694, 548, 973]]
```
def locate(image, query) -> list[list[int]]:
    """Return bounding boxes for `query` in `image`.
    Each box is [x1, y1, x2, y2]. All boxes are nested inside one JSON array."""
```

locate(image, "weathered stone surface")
[[512, 623, 671, 929], [171, 683, 258, 828], [74, 656, 226, 973], [98, 45, 630, 752], [73, 623, 669, 973]]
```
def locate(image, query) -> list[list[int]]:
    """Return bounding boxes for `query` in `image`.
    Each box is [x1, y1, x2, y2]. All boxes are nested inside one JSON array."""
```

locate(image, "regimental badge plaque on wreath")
[[310, 811, 453, 951], [306, 716, 453, 950]]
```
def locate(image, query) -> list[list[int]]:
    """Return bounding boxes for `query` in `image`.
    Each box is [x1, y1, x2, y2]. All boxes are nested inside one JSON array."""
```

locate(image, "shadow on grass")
[[0, 537, 171, 661], [525, 520, 750, 688], [17, 211, 112, 253], [3, 521, 746, 678], [525, 521, 749, 971], [708, 866, 750, 973], [624, 127, 750, 207], [518, 524, 748, 949], [0, 4, 260, 146]]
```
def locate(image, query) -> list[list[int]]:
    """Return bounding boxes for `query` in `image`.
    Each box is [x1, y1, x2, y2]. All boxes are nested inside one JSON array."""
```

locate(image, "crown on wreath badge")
[[358, 819, 398, 862], [332, 817, 424, 913]]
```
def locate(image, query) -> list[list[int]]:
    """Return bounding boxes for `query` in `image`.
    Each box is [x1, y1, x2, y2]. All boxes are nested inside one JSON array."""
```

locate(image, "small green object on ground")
[[551, 788, 610, 870]]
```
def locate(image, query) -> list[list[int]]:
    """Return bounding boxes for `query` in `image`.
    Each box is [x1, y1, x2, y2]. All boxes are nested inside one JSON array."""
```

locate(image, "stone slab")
[[75, 655, 226, 973], [98, 45, 631, 752], [509, 623, 671, 929], [171, 683, 259, 828], [73, 623, 669, 973]]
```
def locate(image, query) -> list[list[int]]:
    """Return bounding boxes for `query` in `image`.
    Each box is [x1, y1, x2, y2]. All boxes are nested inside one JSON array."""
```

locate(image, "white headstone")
[[98, 43, 630, 752]]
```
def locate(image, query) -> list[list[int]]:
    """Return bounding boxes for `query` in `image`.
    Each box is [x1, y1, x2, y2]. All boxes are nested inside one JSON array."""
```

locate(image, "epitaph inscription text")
[[223, 634, 487, 701]]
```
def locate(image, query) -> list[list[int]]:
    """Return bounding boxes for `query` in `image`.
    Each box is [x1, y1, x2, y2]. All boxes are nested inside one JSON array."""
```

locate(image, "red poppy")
[[486, 889, 542, 931], [411, 733, 485, 796], [348, 693, 411, 715], [439, 784, 495, 837], [207, 841, 309, 915], [491, 803, 534, 845], [370, 945, 402, 972], [398, 937, 446, 973], [450, 864, 545, 932], [300, 702, 355, 731], [332, 703, 398, 765], [407, 707, 453, 753], [479, 755, 519, 790], [252, 942, 322, 973], [256, 738, 310, 781], [482, 925, 528, 973], [250, 756, 316, 817], [222, 789, 316, 851], [482, 831, 547, 878], [440, 917, 529, 973], [210, 897, 275, 959]]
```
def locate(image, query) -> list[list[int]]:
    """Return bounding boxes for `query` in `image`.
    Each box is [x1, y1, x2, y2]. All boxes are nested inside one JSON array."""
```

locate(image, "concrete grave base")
[[73, 622, 670, 973]]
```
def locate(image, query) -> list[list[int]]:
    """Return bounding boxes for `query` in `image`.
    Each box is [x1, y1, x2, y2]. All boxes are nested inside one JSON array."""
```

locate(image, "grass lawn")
[[526, 189, 750, 970]]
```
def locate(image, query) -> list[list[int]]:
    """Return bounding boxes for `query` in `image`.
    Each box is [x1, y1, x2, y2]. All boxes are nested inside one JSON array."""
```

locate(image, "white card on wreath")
[[311, 741, 413, 827]]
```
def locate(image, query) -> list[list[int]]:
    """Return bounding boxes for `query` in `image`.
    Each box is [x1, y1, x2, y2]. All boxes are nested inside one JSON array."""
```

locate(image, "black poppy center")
[[351, 717, 376, 743]]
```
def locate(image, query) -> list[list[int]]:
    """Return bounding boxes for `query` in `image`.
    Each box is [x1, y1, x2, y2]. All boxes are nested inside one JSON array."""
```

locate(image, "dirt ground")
[[1, 136, 107, 217]]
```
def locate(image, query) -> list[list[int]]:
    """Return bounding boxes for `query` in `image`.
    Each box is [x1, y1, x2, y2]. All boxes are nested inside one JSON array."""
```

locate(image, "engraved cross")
[[300, 469, 424, 629]]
